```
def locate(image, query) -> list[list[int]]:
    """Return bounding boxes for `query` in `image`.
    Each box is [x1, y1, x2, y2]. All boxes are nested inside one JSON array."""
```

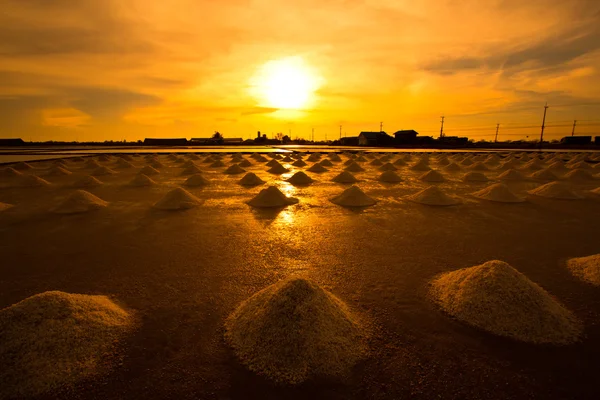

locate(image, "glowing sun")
[[250, 57, 322, 110]]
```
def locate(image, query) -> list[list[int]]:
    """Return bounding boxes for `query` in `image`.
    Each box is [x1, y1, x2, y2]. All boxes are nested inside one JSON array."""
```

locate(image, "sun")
[[250, 56, 322, 110]]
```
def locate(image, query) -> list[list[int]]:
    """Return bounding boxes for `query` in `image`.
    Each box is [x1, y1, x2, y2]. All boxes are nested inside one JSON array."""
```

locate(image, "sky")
[[1, 0, 600, 142]]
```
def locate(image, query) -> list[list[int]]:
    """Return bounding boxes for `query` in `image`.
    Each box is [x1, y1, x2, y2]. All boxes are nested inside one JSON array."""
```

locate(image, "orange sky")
[[1, 0, 599, 142]]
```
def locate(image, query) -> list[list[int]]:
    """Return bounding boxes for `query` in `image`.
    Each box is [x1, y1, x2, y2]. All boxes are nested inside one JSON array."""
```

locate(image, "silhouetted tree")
[[282, 135, 291, 144], [212, 131, 223, 140]]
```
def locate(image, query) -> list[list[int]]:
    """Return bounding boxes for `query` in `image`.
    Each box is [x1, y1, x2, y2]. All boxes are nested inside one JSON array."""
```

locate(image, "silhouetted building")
[[394, 130, 419, 144], [595, 136, 600, 145], [358, 131, 394, 146], [561, 136, 592, 145], [339, 136, 359, 146], [0, 138, 26, 146], [222, 138, 244, 144], [439, 136, 469, 146], [143, 138, 188, 146], [190, 138, 215, 144]]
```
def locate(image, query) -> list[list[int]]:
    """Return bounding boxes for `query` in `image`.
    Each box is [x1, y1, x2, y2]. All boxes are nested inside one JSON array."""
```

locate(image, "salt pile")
[[0, 291, 132, 398], [379, 163, 397, 171], [72, 175, 103, 188], [128, 174, 156, 187], [420, 170, 445, 182], [319, 159, 334, 167], [224, 164, 246, 174], [0, 202, 14, 211], [45, 166, 72, 176], [1, 167, 23, 177], [443, 162, 462, 172], [97, 155, 110, 162], [239, 173, 265, 186], [410, 160, 431, 171], [307, 153, 321, 162], [498, 169, 527, 181], [115, 160, 135, 169], [307, 163, 328, 173], [83, 159, 101, 169], [188, 154, 200, 160], [118, 154, 133, 161], [591, 186, 600, 196], [530, 168, 558, 181], [469, 162, 489, 171], [255, 155, 268, 162], [139, 166, 160, 176], [225, 278, 366, 384], [407, 186, 459, 206], [239, 159, 252, 167], [209, 160, 225, 168], [460, 158, 474, 166], [472, 183, 525, 203], [569, 161, 592, 170], [268, 163, 289, 174], [332, 171, 358, 184], [247, 186, 298, 208], [497, 159, 521, 170], [567, 254, 600, 286], [564, 169, 595, 181], [91, 166, 117, 176], [344, 162, 365, 172], [53, 190, 109, 214], [437, 158, 450, 166], [150, 160, 165, 169], [463, 172, 489, 182], [330, 186, 376, 207], [393, 158, 407, 166], [286, 171, 314, 185], [154, 188, 202, 210], [378, 171, 403, 183], [13, 162, 34, 171], [181, 165, 203, 175], [528, 182, 583, 199], [521, 159, 545, 171], [292, 159, 307, 167], [184, 174, 210, 187], [17, 175, 51, 188], [281, 155, 293, 163], [429, 260, 582, 344], [370, 159, 383, 166], [180, 160, 199, 168], [355, 155, 367, 162], [266, 159, 280, 167], [329, 154, 341, 162]]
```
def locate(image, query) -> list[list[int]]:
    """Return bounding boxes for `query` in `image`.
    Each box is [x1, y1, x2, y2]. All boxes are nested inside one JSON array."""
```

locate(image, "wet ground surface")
[[1, 153, 600, 399]]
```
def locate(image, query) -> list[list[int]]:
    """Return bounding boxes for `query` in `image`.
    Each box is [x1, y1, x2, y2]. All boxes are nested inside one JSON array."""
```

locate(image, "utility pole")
[[540, 103, 548, 144], [494, 123, 500, 143], [571, 120, 577, 136], [380, 121, 383, 132], [325, 132, 327, 142], [339, 125, 342, 140], [312, 128, 314, 142], [440, 116, 445, 139]]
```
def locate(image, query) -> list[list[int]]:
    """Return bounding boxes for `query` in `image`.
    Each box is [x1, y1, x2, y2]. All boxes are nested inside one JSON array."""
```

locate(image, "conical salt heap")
[[210, 160, 225, 168], [469, 162, 489, 171], [497, 159, 521, 170], [379, 163, 397, 172], [154, 188, 202, 210], [429, 260, 582, 344], [281, 155, 293, 163], [344, 162, 364, 172], [292, 159, 307, 167], [115, 159, 135, 169], [498, 169, 527, 181], [407, 186, 459, 206], [567, 254, 600, 286], [319, 159, 334, 167], [181, 165, 203, 176], [45, 166, 72, 177], [239, 173, 264, 187], [83, 159, 101, 169], [330, 185, 376, 207], [1, 167, 23, 178], [472, 183, 525, 203], [187, 154, 200, 160], [91, 166, 117, 176], [247, 186, 298, 208], [224, 278, 367, 384], [266, 159, 280, 167], [522, 159, 545, 171], [53, 190, 108, 214], [287, 171, 314, 185], [268, 162, 289, 174], [547, 161, 568, 172], [329, 154, 341, 162], [460, 158, 474, 166], [72, 175, 103, 188], [139, 166, 160, 176], [410, 159, 431, 171], [564, 168, 595, 181], [393, 158, 407, 166], [17, 175, 51, 188], [239, 159, 252, 167], [307, 163, 328, 173], [224, 164, 246, 175], [0, 202, 14, 211], [332, 171, 358, 184], [128, 174, 156, 187], [378, 170, 402, 183], [184, 174, 210, 187], [528, 182, 583, 199], [530, 168, 558, 181], [0, 291, 133, 398], [420, 170, 445, 182], [569, 161, 592, 170], [150, 160, 165, 169], [255, 155, 268, 162], [463, 172, 489, 182], [180, 160, 199, 168], [13, 162, 34, 171], [443, 162, 462, 172], [370, 159, 383, 166]]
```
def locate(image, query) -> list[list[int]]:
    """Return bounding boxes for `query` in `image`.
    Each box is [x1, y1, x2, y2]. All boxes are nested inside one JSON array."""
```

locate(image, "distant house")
[[394, 130, 419, 144], [340, 136, 359, 146], [358, 131, 394, 146], [222, 138, 244, 144], [143, 138, 188, 146], [0, 138, 26, 146], [439, 136, 469, 146], [561, 136, 592, 145], [595, 136, 600, 145]]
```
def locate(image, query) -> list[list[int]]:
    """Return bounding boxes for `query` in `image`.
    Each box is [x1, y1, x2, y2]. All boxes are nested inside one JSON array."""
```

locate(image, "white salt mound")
[[0, 202, 13, 211], [564, 169, 595, 181], [266, 159, 280, 167], [53, 190, 108, 214], [443, 162, 462, 172], [429, 260, 582, 344], [1, 167, 23, 177], [410, 160, 431, 171], [528, 182, 582, 200], [330, 186, 376, 207], [73, 175, 103, 188], [319, 159, 334, 167], [344, 162, 364, 172], [115, 160, 135, 169], [247, 186, 298, 208], [463, 172, 489, 182], [128, 174, 156, 187], [83, 160, 101, 169], [567, 254, 600, 286], [91, 166, 117, 176], [407, 186, 459, 206], [332, 171, 358, 184], [379, 163, 397, 171], [469, 162, 489, 171], [498, 169, 527, 181], [287, 171, 314, 185], [239, 173, 264, 187], [150, 160, 165, 169], [13, 162, 34, 171], [18, 175, 51, 188], [292, 159, 307, 167], [307, 163, 328, 173], [224, 164, 246, 175], [0, 291, 132, 398], [154, 188, 202, 210], [210, 160, 225, 168], [268, 163, 289, 174], [139, 166, 160, 176], [225, 278, 367, 384], [239, 159, 252, 167], [378, 170, 402, 183], [530, 169, 558, 181], [370, 159, 383, 166], [184, 174, 210, 187], [472, 183, 525, 203], [45, 166, 72, 177], [420, 170, 445, 182], [181, 165, 203, 175]]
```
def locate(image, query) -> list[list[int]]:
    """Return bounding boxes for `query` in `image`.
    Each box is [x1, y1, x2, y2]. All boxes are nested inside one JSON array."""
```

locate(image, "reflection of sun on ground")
[[249, 56, 322, 110]]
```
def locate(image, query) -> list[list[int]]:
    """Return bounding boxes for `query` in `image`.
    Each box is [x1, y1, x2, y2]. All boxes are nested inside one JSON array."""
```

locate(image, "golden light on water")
[[250, 56, 322, 110]]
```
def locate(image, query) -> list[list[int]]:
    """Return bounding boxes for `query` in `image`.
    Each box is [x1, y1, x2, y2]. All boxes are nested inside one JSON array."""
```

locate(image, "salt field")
[[1, 149, 600, 399]]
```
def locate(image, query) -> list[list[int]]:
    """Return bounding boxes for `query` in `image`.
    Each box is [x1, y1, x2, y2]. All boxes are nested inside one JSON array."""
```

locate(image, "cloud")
[[69, 88, 162, 119]]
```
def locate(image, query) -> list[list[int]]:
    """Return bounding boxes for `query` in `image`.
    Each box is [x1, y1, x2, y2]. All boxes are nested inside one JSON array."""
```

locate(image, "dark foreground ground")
[[1, 155, 600, 399]]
